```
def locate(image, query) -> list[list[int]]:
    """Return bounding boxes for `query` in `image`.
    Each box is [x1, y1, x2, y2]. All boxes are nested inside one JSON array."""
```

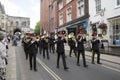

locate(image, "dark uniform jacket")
[[56, 37, 66, 53], [77, 36, 86, 51], [91, 38, 100, 51], [68, 38, 75, 49], [28, 41, 38, 54], [38, 39, 43, 47], [49, 37, 55, 45], [42, 38, 49, 49]]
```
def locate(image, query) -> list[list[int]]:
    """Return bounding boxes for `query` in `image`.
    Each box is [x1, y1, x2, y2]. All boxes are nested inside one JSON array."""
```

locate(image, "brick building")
[[40, 0, 89, 36], [49, 0, 58, 33], [40, 0, 50, 34], [57, 0, 89, 36]]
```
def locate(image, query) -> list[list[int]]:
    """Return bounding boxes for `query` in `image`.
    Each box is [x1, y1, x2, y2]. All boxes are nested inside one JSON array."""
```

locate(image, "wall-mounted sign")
[[83, 23, 88, 28]]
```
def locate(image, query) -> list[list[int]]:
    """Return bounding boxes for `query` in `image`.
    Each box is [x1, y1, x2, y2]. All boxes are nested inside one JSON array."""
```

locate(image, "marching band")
[[21, 30, 101, 71]]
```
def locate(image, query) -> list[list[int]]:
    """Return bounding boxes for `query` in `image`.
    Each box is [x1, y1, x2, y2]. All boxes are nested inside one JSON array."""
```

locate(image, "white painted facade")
[[89, 0, 120, 46], [7, 16, 30, 35]]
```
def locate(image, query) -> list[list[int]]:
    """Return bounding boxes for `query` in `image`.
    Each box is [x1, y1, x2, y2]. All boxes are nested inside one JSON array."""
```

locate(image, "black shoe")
[[47, 57, 50, 60], [34, 69, 37, 72], [30, 67, 32, 70], [84, 65, 88, 67], [56, 65, 59, 69], [77, 63, 80, 66], [64, 67, 69, 70], [97, 62, 102, 64], [92, 62, 95, 64]]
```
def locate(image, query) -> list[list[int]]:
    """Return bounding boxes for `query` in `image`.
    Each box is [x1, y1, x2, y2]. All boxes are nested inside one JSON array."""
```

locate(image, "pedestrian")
[[56, 31, 69, 70], [28, 34, 38, 71], [0, 33, 7, 80], [91, 33, 101, 64], [2, 36, 9, 65], [76, 31, 88, 67]]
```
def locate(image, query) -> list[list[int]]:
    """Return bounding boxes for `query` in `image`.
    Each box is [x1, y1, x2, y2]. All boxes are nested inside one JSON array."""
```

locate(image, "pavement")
[[6, 43, 120, 80], [64, 45, 120, 65], [6, 44, 16, 80]]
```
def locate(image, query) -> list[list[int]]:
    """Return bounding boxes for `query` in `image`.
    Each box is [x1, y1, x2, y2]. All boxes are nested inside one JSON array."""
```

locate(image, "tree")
[[34, 21, 40, 34]]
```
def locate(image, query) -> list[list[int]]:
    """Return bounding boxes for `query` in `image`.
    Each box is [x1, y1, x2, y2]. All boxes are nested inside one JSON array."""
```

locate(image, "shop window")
[[111, 19, 120, 45]]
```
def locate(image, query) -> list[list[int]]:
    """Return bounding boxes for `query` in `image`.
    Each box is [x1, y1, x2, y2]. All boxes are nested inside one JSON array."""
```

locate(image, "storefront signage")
[[83, 23, 88, 28]]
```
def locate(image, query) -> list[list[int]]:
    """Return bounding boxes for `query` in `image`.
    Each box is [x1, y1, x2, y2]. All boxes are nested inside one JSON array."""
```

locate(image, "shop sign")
[[83, 23, 88, 28]]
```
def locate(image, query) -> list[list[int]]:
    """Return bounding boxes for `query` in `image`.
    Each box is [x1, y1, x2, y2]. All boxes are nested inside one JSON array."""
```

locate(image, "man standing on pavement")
[[56, 31, 69, 70], [91, 33, 101, 64], [28, 33, 38, 71]]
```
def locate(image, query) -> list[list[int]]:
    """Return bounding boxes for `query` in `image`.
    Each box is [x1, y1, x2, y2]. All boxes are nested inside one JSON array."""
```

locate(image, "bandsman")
[[42, 35, 49, 59], [68, 33, 77, 57], [56, 31, 69, 70], [91, 33, 101, 64], [28, 33, 38, 71], [76, 30, 88, 67], [49, 33, 55, 54]]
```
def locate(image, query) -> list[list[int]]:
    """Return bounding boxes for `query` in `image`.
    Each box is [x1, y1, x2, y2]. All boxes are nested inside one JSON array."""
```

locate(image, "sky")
[[0, 0, 40, 29]]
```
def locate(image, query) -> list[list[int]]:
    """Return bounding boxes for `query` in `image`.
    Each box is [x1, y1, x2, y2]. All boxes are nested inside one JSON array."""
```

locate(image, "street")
[[6, 42, 120, 80]]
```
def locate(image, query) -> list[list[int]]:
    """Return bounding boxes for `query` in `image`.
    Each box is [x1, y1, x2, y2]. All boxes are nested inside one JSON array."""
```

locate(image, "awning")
[[57, 18, 88, 30]]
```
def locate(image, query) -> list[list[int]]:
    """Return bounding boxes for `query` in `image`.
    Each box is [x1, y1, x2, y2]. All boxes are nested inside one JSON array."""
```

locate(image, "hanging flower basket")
[[99, 23, 107, 29]]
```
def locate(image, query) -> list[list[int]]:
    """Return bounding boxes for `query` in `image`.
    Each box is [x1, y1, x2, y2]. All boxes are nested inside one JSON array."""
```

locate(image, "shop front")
[[107, 16, 120, 56], [57, 18, 89, 38]]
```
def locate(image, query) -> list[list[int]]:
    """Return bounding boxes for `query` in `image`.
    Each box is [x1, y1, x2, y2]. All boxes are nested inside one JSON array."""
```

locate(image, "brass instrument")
[[44, 37, 48, 43], [68, 32, 74, 38]]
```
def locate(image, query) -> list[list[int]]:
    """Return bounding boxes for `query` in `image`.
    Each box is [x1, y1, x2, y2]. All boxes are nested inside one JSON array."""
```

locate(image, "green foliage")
[[34, 21, 40, 34]]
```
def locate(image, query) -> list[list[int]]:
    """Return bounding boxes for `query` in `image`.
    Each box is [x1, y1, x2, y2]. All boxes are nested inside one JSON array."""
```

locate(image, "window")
[[77, 0, 84, 18], [95, 0, 101, 13], [50, 18, 54, 26], [117, 0, 120, 6], [11, 21, 13, 25], [50, 0, 54, 4], [59, 13, 63, 25], [110, 19, 120, 45], [16, 21, 19, 27], [22, 21, 26, 26], [66, 0, 72, 4], [67, 7, 72, 22], [58, 1, 63, 10]]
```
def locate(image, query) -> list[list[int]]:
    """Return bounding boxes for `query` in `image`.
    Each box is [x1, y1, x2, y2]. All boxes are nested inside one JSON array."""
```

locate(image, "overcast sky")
[[0, 0, 40, 29]]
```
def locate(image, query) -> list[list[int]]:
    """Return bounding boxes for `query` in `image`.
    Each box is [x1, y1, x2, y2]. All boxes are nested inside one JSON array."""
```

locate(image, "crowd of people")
[[0, 30, 102, 80], [0, 30, 103, 80], [0, 32, 10, 80], [21, 30, 102, 72]]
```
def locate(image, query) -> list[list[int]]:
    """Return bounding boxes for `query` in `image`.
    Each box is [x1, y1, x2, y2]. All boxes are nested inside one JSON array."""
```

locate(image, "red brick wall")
[[58, 0, 89, 26], [40, 0, 50, 32], [50, 1, 58, 32]]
